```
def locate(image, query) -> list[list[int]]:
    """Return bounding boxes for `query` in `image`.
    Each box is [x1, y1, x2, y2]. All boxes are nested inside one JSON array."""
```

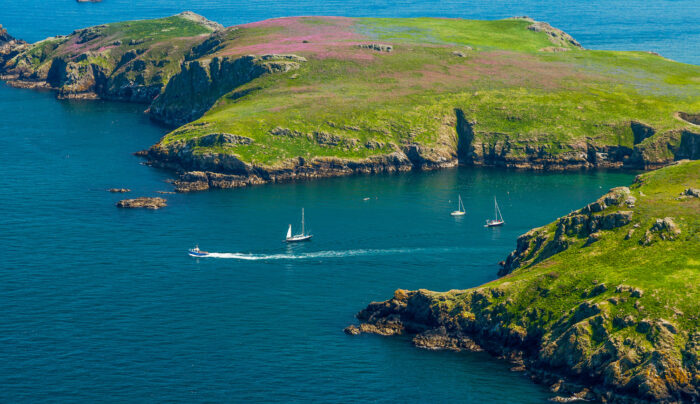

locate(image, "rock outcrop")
[[499, 187, 634, 275], [116, 197, 167, 209]]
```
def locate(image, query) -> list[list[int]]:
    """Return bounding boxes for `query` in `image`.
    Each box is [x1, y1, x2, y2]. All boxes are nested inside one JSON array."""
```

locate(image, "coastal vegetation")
[[0, 14, 698, 192], [348, 160, 700, 403]]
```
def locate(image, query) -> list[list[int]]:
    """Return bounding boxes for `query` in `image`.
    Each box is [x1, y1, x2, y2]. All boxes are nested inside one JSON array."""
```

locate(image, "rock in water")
[[107, 188, 130, 193], [116, 197, 167, 209]]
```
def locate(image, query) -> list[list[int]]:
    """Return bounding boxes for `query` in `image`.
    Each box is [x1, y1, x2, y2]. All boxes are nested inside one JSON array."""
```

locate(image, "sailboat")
[[484, 197, 505, 227], [285, 208, 313, 242], [450, 195, 466, 216]]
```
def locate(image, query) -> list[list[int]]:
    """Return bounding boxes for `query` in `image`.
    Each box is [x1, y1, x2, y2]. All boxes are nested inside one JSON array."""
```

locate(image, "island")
[[0, 13, 698, 192], [347, 160, 700, 403]]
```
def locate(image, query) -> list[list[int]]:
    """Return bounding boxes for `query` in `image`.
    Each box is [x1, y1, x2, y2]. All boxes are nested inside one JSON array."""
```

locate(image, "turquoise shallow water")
[[0, 0, 688, 401]]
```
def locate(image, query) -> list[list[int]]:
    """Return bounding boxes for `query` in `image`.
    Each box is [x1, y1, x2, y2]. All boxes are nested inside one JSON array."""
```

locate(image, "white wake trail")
[[204, 247, 464, 261]]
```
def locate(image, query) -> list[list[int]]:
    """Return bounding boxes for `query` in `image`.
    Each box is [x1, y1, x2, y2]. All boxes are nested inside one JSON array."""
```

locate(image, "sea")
[[1, 0, 695, 402]]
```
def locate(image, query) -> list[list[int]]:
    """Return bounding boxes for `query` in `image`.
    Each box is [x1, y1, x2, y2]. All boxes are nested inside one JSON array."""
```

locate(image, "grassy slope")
[[157, 17, 700, 166], [488, 160, 699, 331]]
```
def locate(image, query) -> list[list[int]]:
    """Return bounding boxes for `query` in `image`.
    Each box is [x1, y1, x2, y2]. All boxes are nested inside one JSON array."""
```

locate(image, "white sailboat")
[[285, 208, 313, 242], [450, 194, 466, 216], [484, 197, 505, 227]]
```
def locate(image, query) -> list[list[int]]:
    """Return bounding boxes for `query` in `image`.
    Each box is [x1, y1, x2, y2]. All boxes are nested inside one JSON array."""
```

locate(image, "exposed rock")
[[678, 112, 700, 126], [615, 285, 643, 298], [343, 325, 361, 335], [452, 51, 467, 57], [176, 11, 224, 32], [357, 43, 393, 52], [198, 133, 253, 147], [412, 327, 483, 351], [269, 127, 303, 138], [116, 197, 167, 209], [364, 140, 385, 150], [680, 188, 700, 198], [640, 217, 681, 245], [539, 47, 570, 52], [584, 232, 601, 246], [527, 21, 582, 48], [107, 188, 130, 193]]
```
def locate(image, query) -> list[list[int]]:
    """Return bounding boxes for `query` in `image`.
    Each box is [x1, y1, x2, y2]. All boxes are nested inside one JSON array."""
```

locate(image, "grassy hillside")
[[151, 16, 699, 174], [2, 14, 699, 187], [351, 160, 700, 403]]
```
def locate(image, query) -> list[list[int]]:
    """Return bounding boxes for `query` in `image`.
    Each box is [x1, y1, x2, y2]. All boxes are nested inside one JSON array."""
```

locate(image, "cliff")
[[1, 15, 699, 189], [348, 160, 700, 403], [0, 12, 220, 101]]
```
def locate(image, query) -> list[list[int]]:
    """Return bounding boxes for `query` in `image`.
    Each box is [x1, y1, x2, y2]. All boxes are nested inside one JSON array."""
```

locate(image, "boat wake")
[[204, 247, 466, 261]]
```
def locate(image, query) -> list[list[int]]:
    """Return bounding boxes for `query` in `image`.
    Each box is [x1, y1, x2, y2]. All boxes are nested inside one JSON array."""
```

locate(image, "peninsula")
[[0, 13, 698, 192], [348, 160, 700, 403]]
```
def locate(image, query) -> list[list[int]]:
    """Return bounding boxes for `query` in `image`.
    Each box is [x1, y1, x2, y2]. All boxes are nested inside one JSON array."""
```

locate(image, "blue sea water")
[[0, 1, 692, 402]]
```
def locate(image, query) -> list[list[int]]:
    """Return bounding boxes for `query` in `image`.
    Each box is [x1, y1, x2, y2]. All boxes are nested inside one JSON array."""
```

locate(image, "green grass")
[[484, 160, 699, 335], [152, 17, 700, 166]]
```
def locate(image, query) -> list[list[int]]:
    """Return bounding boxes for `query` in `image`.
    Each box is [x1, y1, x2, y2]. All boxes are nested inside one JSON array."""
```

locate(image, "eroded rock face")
[[349, 288, 697, 404], [149, 54, 305, 126], [0, 26, 27, 70]]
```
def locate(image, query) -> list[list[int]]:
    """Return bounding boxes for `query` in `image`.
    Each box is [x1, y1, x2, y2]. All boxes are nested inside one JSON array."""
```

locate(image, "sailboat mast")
[[301, 208, 305, 235], [494, 197, 497, 220]]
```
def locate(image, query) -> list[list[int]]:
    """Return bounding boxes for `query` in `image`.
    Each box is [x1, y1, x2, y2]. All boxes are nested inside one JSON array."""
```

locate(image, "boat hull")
[[451, 211, 466, 216], [188, 250, 210, 257], [484, 221, 505, 227], [285, 235, 313, 243]]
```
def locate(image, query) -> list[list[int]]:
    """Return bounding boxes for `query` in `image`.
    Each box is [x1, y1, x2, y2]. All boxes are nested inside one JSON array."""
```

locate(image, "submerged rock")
[[107, 188, 130, 193]]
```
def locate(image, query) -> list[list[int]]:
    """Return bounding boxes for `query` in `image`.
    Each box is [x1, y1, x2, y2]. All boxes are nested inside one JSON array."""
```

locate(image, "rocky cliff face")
[[144, 136, 457, 192], [456, 109, 699, 170], [0, 25, 27, 71], [0, 13, 219, 102], [351, 287, 697, 403], [149, 54, 307, 126]]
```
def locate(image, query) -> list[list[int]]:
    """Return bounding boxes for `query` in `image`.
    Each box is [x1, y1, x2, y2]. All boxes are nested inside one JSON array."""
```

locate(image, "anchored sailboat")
[[484, 197, 505, 227], [285, 208, 312, 242], [450, 194, 466, 216]]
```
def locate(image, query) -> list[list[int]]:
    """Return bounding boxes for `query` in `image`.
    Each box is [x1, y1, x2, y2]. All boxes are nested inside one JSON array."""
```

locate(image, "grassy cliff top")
[[156, 16, 700, 166], [490, 159, 699, 329]]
